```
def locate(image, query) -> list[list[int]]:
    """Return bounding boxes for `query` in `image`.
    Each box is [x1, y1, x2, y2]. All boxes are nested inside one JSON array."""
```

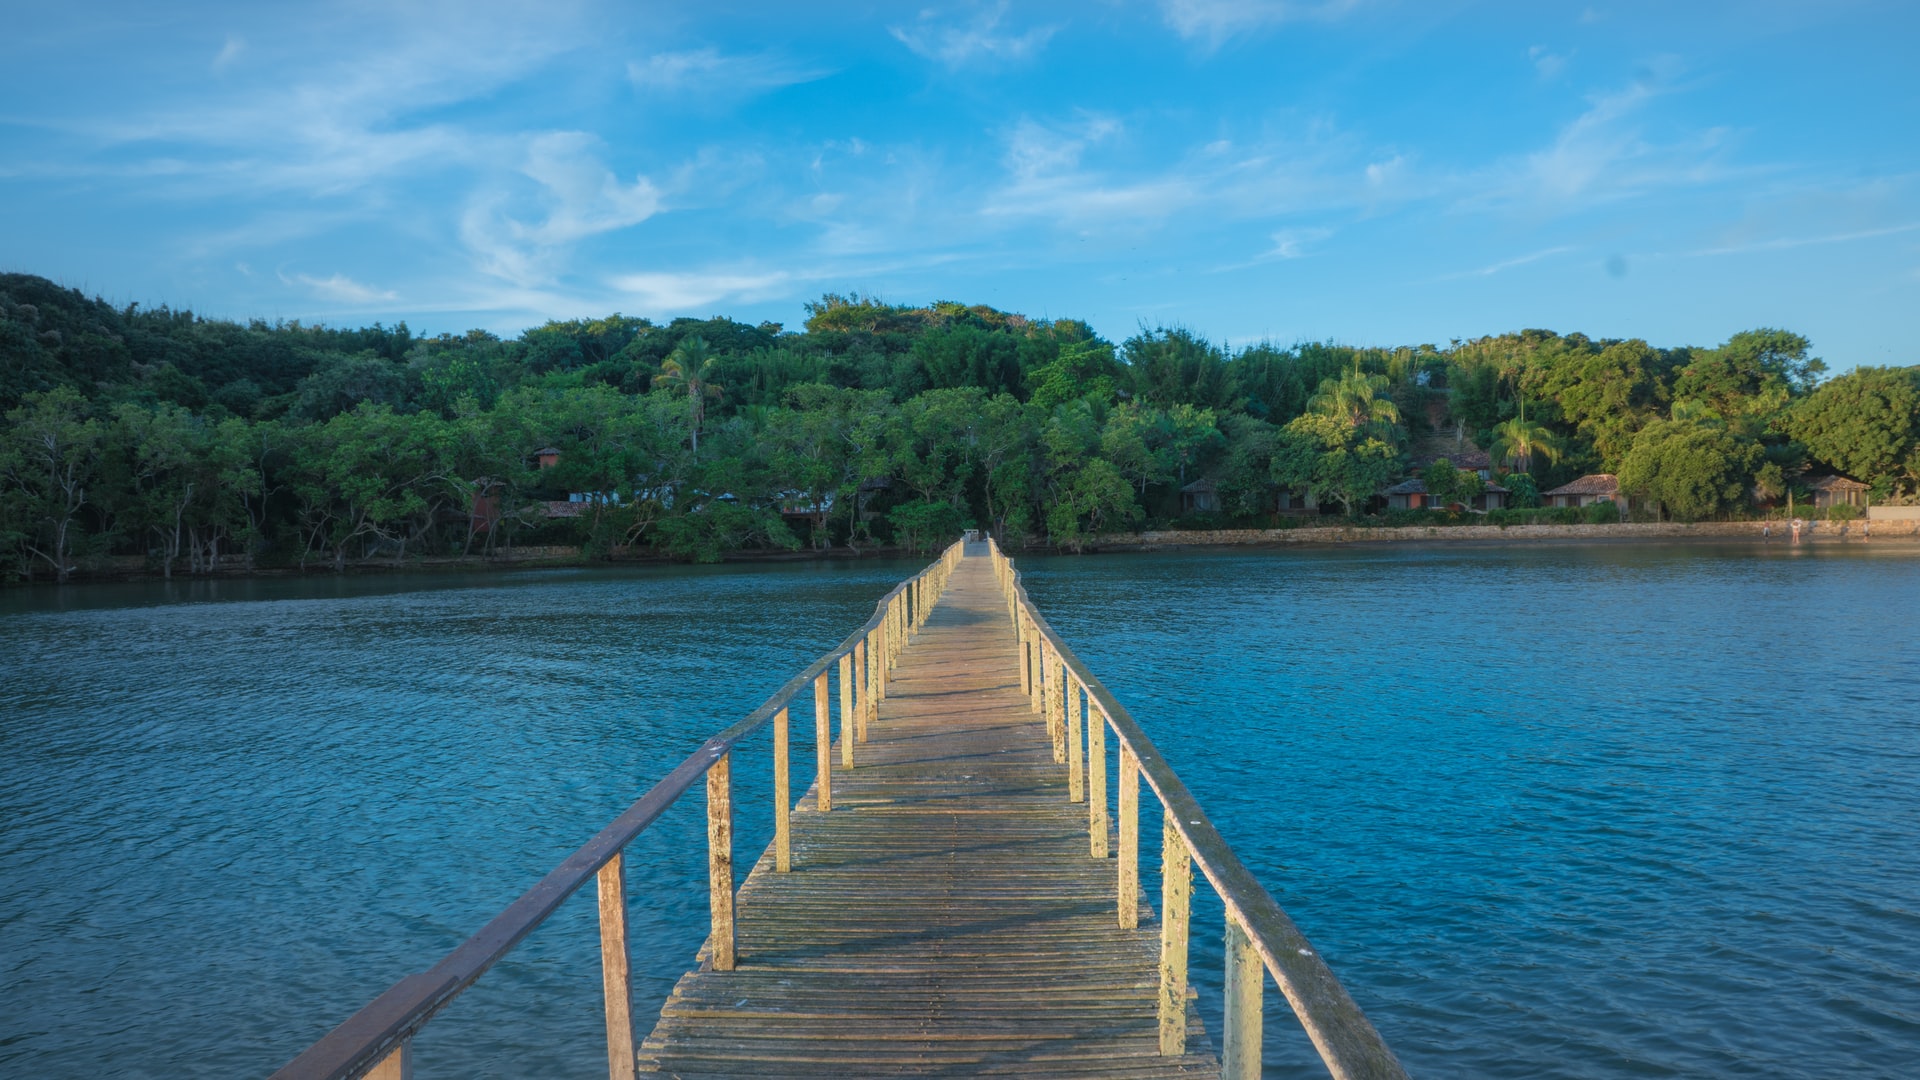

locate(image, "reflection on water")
[[2, 543, 1917, 1078]]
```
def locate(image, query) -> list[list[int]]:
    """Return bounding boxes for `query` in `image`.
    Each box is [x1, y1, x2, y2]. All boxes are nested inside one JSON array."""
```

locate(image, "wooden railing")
[[985, 536, 1409, 1080], [271, 539, 968, 1080]]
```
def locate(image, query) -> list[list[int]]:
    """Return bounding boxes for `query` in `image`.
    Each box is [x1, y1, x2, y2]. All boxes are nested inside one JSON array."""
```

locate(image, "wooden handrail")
[[983, 536, 1409, 1080], [273, 538, 969, 1080]]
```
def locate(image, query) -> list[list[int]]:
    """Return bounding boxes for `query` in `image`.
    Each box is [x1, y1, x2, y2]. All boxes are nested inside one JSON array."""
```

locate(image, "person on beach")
[[1791, 518, 1803, 544], [1763, 523, 1771, 543]]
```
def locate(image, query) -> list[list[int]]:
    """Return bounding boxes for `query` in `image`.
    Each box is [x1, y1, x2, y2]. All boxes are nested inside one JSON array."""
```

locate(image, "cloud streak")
[[891, 3, 1058, 67]]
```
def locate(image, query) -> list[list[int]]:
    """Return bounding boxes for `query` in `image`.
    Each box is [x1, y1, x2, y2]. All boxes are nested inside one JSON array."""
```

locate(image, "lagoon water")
[[2, 543, 1917, 1078]]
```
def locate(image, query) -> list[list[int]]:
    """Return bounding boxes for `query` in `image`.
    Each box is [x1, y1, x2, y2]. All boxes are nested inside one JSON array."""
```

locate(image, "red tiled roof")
[[1541, 473, 1620, 497]]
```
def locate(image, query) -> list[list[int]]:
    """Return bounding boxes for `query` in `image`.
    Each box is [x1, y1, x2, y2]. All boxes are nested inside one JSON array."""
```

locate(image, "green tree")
[[1618, 419, 1764, 520], [653, 336, 723, 454], [1271, 412, 1397, 516], [1488, 414, 1562, 475], [1044, 457, 1138, 552], [1307, 369, 1401, 436], [1, 387, 103, 581], [1787, 365, 1920, 497]]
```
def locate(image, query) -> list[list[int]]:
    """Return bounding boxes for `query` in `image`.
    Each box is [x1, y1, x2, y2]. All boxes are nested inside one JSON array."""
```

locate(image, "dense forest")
[[3, 271, 1917, 580]]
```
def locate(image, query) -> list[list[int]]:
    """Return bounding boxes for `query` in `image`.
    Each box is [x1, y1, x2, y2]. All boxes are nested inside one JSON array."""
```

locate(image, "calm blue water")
[[2, 544, 1917, 1078]]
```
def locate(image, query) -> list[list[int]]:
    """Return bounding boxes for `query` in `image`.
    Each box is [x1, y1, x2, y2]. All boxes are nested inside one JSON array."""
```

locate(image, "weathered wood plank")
[[638, 554, 1215, 1077], [597, 852, 637, 1080]]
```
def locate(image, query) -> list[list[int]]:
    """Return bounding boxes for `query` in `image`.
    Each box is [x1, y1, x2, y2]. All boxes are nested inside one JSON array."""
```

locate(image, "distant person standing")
[[1791, 518, 1803, 545], [1763, 523, 1771, 543]]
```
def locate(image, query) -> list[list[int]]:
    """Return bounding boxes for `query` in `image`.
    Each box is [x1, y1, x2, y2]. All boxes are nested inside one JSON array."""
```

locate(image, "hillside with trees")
[[3, 272, 1916, 580]]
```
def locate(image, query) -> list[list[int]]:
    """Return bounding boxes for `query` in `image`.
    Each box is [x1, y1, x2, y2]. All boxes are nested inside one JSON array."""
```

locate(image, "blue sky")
[[3, 1, 1916, 367]]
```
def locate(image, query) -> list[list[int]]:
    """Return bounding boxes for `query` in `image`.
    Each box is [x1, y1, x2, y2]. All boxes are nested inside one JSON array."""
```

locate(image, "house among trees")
[[534, 446, 561, 469], [1180, 478, 1221, 514], [1382, 478, 1434, 510], [1806, 474, 1868, 509], [1381, 476, 1510, 511], [1543, 474, 1624, 509]]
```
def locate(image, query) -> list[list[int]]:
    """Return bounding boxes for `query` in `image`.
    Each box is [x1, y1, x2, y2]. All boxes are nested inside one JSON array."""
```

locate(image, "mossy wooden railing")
[[986, 536, 1408, 1080], [270, 539, 966, 1080]]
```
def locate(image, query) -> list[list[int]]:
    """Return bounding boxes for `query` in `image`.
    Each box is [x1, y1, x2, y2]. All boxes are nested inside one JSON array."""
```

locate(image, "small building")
[[534, 446, 562, 470], [1180, 478, 1221, 514], [1382, 478, 1434, 510], [469, 477, 503, 533], [1542, 474, 1623, 509], [1382, 477, 1510, 512], [1806, 474, 1868, 509]]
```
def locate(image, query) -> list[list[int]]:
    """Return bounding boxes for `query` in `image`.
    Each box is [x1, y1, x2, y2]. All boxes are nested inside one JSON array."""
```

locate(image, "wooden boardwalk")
[[637, 547, 1217, 1078]]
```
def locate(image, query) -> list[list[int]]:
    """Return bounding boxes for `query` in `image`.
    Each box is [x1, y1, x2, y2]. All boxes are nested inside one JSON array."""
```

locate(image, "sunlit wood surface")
[[637, 555, 1215, 1078]]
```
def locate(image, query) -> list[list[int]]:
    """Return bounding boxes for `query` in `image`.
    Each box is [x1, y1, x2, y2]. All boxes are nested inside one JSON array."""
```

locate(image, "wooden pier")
[[274, 538, 1406, 1080]]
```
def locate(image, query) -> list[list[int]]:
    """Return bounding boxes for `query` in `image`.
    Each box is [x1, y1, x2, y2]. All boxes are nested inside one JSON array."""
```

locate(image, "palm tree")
[[1489, 414, 1561, 475], [652, 336, 723, 454], [1307, 369, 1400, 431]]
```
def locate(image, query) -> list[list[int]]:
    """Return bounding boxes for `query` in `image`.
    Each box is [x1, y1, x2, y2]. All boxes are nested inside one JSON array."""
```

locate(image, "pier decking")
[[273, 537, 1405, 1080], [637, 545, 1213, 1077]]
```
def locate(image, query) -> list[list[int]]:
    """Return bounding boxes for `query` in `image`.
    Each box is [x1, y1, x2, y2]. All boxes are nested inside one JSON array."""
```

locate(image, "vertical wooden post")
[[839, 653, 854, 769], [1118, 747, 1139, 929], [1158, 811, 1191, 1056], [1067, 679, 1085, 803], [1223, 917, 1264, 1080], [1088, 706, 1108, 858], [814, 672, 832, 813], [1048, 648, 1067, 764], [707, 753, 735, 972], [367, 1041, 411, 1080], [1018, 617, 1032, 697], [773, 707, 791, 872], [854, 639, 869, 742], [597, 852, 636, 1080]]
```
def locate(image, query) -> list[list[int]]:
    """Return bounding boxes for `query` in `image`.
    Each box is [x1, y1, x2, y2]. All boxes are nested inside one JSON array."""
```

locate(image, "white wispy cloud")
[[461, 132, 665, 286], [1436, 246, 1577, 281], [1674, 222, 1920, 258], [983, 115, 1199, 225], [606, 269, 795, 312], [1466, 66, 1743, 212], [891, 3, 1059, 67], [212, 35, 245, 72], [1158, 0, 1363, 47], [1529, 45, 1568, 81], [627, 48, 830, 95], [282, 271, 398, 304]]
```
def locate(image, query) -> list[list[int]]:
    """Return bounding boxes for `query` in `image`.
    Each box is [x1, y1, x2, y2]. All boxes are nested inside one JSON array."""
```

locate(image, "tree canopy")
[[2, 270, 1913, 577]]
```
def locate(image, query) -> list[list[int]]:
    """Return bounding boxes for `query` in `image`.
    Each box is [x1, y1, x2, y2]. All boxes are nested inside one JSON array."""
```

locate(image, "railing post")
[[1223, 916, 1263, 1080], [1118, 747, 1139, 929], [367, 1041, 410, 1080], [1067, 678, 1085, 803], [1018, 616, 1032, 698], [1158, 810, 1191, 1056], [707, 753, 735, 972], [1088, 707, 1108, 858], [814, 672, 832, 813], [864, 631, 878, 733], [1048, 647, 1067, 764], [773, 707, 791, 872], [597, 851, 636, 1080], [839, 652, 854, 769], [853, 639, 868, 742]]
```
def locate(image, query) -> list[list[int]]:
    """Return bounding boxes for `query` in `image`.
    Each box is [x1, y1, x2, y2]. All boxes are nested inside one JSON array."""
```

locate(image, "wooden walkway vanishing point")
[[274, 537, 1408, 1080]]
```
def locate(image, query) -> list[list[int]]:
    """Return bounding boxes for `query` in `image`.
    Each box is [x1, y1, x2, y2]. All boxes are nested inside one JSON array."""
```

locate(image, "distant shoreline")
[[11, 518, 1916, 587], [1080, 518, 1918, 552]]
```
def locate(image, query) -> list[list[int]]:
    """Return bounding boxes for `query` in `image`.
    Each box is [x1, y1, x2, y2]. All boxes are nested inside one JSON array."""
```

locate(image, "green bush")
[[1484, 506, 1587, 527], [1823, 504, 1864, 521], [1584, 500, 1622, 524]]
